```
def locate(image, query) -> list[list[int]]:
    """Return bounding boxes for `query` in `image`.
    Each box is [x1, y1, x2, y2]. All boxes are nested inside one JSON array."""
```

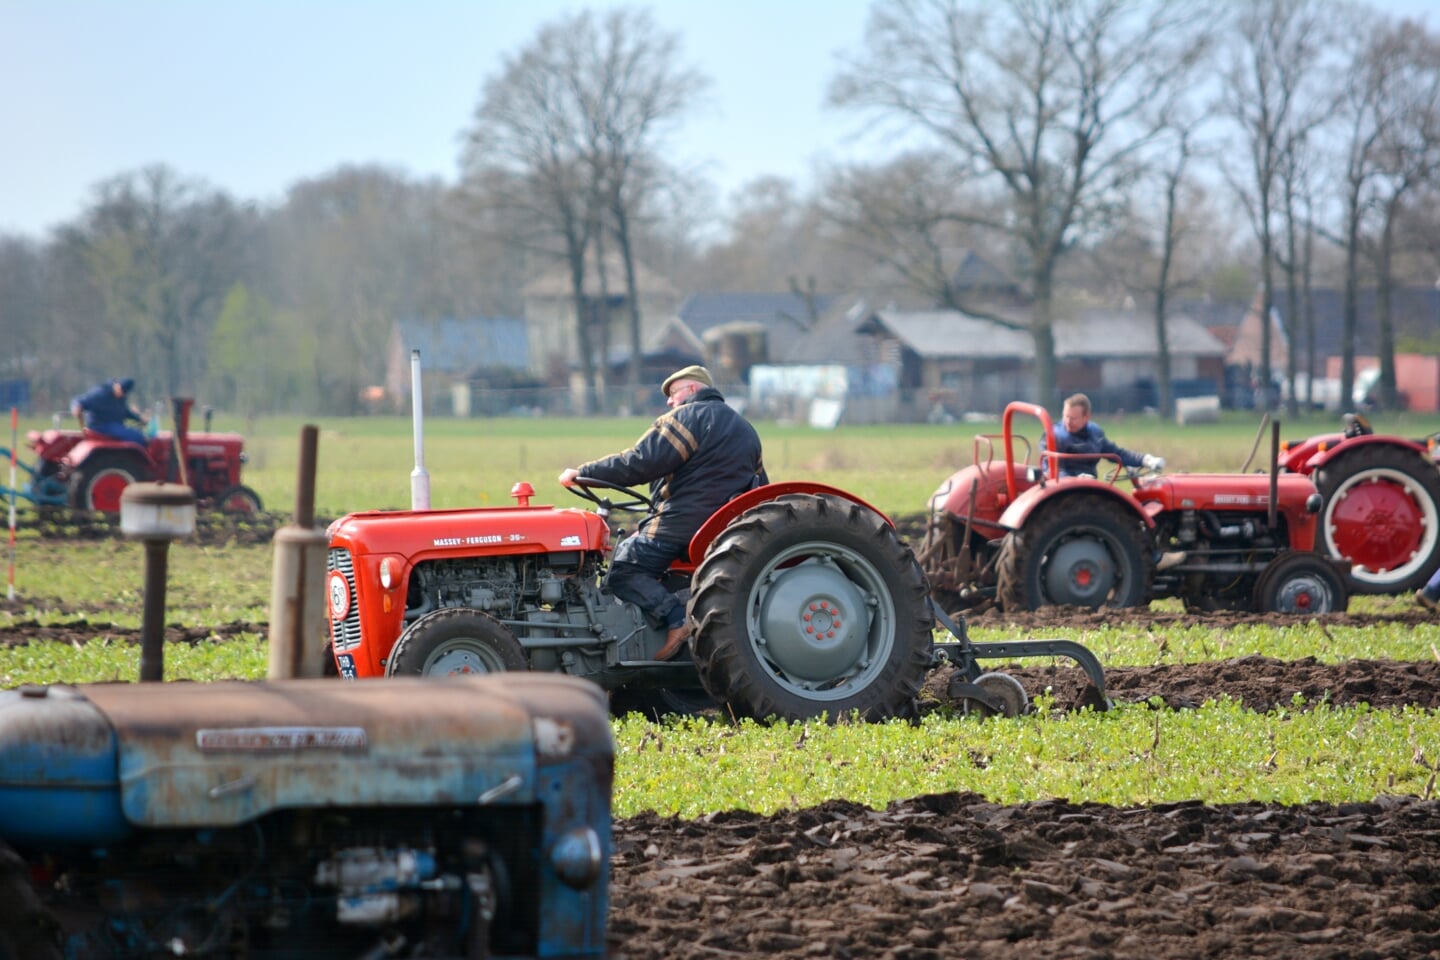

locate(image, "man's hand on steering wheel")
[[558, 473, 653, 512]]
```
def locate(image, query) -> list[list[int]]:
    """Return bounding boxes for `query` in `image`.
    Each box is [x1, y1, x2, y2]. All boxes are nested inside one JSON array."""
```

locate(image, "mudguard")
[[996, 478, 1154, 532], [686, 481, 892, 566], [1300, 433, 1430, 473]]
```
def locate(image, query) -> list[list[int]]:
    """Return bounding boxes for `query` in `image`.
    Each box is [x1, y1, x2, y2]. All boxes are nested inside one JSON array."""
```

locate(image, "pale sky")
[[1, 0, 1433, 239]]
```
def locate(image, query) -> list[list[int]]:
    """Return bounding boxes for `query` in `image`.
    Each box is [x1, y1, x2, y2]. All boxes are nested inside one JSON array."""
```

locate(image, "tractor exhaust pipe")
[[267, 425, 326, 680], [410, 349, 430, 511], [1269, 419, 1280, 531]]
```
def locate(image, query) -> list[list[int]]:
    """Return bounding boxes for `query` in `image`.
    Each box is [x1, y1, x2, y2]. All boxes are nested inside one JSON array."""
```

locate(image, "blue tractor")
[[0, 672, 613, 959]]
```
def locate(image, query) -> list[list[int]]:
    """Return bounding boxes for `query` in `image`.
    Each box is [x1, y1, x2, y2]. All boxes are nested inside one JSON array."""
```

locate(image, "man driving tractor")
[[558, 365, 768, 661], [70, 377, 149, 446]]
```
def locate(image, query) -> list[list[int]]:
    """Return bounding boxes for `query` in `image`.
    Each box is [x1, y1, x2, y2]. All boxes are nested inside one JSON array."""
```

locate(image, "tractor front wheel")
[[385, 608, 529, 677], [68, 452, 146, 514], [1252, 552, 1348, 615], [688, 493, 933, 723], [213, 484, 263, 517], [1314, 445, 1440, 594], [996, 495, 1151, 611]]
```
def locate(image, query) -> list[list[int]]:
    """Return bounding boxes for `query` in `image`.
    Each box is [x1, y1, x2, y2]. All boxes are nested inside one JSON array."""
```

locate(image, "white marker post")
[[410, 349, 431, 511]]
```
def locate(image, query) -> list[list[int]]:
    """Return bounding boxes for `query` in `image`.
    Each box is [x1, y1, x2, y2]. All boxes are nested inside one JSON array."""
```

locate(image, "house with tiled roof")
[[385, 316, 531, 415], [854, 304, 1226, 417], [521, 252, 678, 385]]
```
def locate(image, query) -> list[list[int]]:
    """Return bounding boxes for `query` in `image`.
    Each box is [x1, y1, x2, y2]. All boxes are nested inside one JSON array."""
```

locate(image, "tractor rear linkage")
[[929, 600, 1110, 714]]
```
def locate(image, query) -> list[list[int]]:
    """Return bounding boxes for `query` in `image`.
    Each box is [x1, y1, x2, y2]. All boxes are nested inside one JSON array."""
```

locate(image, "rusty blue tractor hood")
[[0, 673, 611, 843]]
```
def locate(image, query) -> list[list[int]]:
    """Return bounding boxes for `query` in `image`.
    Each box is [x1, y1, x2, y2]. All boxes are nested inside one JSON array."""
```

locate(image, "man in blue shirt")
[[1046, 392, 1163, 478], [71, 378, 148, 446]]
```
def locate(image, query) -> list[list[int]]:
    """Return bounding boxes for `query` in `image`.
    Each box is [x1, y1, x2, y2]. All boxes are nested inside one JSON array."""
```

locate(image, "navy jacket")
[[578, 387, 767, 544], [72, 380, 142, 428], [1045, 422, 1142, 477]]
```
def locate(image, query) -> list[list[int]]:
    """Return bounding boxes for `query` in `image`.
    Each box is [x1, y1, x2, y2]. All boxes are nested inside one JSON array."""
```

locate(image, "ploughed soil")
[[9, 523, 1440, 958]]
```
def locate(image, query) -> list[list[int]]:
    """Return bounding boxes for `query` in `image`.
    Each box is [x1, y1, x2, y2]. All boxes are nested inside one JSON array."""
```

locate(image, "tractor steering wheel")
[[1342, 412, 1373, 438], [565, 476, 654, 513]]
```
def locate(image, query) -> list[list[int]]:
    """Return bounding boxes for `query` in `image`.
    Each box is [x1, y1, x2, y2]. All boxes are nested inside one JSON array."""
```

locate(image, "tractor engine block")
[[404, 552, 603, 625]]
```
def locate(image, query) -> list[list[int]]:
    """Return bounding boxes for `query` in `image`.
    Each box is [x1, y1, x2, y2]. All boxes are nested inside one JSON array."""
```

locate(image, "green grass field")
[[4, 409, 1439, 817], [12, 406, 1438, 521]]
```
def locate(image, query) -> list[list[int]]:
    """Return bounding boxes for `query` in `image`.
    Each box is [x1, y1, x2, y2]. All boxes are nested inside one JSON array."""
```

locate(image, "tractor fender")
[[63, 437, 154, 470], [927, 460, 1035, 539], [686, 481, 891, 564], [996, 478, 1156, 533], [1302, 433, 1430, 473], [1279, 433, 1343, 473]]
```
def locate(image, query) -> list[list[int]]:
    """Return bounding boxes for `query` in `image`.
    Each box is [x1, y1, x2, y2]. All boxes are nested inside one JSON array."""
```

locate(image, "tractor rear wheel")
[[214, 484, 263, 517], [1314, 445, 1440, 594], [68, 451, 146, 514], [996, 495, 1151, 611], [688, 493, 933, 723], [385, 608, 529, 677], [1252, 552, 1348, 615]]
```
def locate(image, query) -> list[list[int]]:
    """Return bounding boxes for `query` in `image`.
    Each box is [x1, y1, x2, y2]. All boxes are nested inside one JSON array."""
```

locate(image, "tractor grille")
[[328, 547, 362, 651]]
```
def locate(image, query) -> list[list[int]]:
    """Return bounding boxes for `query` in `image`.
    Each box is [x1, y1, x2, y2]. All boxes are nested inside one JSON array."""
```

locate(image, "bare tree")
[[1222, 0, 1334, 412], [832, 0, 1210, 407], [463, 25, 604, 411], [577, 8, 707, 392], [268, 166, 450, 413], [1149, 125, 1204, 419], [58, 165, 247, 398], [462, 8, 705, 412], [820, 153, 1014, 314], [1365, 20, 1440, 409], [1274, 129, 1320, 418]]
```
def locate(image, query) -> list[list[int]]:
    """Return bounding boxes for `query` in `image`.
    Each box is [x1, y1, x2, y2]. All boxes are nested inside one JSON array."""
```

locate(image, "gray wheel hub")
[[1269, 572, 1334, 614], [1044, 536, 1115, 605], [425, 641, 506, 676], [759, 560, 869, 682]]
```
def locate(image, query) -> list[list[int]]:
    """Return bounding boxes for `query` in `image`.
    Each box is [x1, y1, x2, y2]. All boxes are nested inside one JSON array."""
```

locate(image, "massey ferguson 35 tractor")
[[922, 402, 1348, 615], [1277, 412, 1440, 595], [325, 478, 1110, 723], [0, 672, 613, 959], [21, 397, 261, 516]]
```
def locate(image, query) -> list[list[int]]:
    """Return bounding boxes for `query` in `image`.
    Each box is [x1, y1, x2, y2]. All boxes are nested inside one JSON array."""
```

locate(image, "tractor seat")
[[81, 428, 149, 448]]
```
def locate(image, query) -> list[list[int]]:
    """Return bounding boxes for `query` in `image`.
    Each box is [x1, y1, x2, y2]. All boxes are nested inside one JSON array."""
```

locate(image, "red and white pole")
[[8, 407, 16, 601]]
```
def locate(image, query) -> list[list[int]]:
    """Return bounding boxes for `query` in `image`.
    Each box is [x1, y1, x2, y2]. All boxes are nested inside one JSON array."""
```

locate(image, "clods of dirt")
[[609, 792, 1440, 959]]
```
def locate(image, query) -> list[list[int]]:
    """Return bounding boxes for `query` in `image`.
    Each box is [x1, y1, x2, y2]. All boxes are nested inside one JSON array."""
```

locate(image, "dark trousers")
[[90, 420, 147, 446], [1424, 565, 1440, 602], [605, 534, 688, 629]]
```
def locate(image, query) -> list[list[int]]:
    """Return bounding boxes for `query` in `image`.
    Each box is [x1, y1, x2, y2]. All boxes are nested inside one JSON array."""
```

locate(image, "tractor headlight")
[[379, 558, 394, 589], [550, 826, 603, 889], [1305, 493, 1322, 514]]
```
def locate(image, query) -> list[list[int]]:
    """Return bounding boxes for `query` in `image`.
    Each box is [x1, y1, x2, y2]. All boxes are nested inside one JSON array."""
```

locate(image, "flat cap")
[[661, 365, 713, 397]]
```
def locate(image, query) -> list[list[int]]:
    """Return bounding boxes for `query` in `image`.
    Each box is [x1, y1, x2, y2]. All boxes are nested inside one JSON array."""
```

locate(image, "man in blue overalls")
[[71, 378, 148, 446]]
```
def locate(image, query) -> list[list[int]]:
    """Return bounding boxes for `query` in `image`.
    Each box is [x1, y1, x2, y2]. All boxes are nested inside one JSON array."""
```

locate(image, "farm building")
[[385, 316, 532, 415]]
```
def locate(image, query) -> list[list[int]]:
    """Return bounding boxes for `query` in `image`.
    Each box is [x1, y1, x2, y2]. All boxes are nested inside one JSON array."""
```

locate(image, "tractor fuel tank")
[[0, 674, 613, 834], [0, 684, 127, 845]]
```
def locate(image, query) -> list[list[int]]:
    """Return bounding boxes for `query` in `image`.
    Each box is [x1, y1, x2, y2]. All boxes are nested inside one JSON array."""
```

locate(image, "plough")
[[0, 446, 68, 508]]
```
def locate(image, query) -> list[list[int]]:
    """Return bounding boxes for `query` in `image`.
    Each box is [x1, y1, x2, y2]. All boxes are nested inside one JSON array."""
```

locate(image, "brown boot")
[[655, 623, 690, 661]]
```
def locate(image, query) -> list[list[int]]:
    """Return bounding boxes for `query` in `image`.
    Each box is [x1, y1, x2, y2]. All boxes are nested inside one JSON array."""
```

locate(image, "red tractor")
[[923, 402, 1348, 615], [325, 477, 1111, 722], [23, 397, 261, 516], [1277, 412, 1440, 595]]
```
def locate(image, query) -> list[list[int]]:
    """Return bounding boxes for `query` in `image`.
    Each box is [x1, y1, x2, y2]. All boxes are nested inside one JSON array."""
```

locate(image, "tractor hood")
[[0, 674, 610, 837], [329, 504, 611, 557], [1136, 472, 1320, 513]]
